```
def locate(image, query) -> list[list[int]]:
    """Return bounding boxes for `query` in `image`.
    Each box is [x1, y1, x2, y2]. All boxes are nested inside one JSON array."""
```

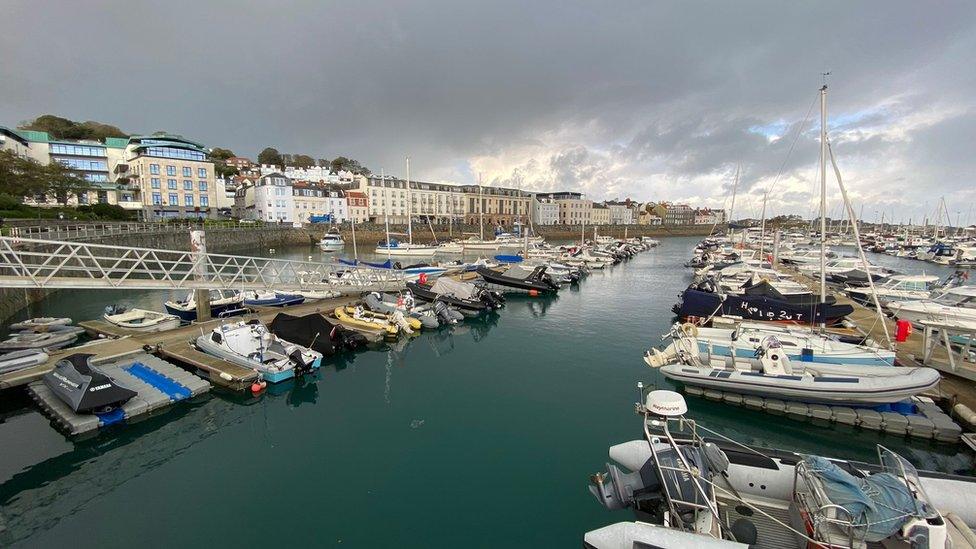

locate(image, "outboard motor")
[[289, 349, 314, 377]]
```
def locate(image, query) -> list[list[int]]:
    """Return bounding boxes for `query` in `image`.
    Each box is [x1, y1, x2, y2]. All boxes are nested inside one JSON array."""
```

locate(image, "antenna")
[[821, 71, 831, 88]]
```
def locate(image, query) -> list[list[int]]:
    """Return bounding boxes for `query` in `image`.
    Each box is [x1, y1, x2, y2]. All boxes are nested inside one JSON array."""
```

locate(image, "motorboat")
[[846, 274, 941, 306], [0, 349, 49, 375], [435, 241, 465, 254], [318, 227, 345, 252], [779, 248, 835, 265], [9, 317, 72, 332], [658, 321, 896, 367], [43, 353, 137, 414], [406, 278, 505, 316], [103, 305, 180, 333], [332, 305, 406, 338], [374, 238, 437, 256], [888, 286, 976, 330], [195, 320, 321, 383], [476, 264, 560, 294], [674, 280, 853, 325], [164, 290, 244, 321], [646, 333, 939, 405], [291, 288, 342, 300], [363, 291, 463, 328], [586, 390, 976, 548], [336, 257, 447, 282], [0, 330, 79, 352], [241, 290, 305, 308], [268, 312, 369, 357]]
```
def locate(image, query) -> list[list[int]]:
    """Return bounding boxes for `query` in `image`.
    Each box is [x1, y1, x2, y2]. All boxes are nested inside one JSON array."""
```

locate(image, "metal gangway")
[[0, 236, 404, 293]]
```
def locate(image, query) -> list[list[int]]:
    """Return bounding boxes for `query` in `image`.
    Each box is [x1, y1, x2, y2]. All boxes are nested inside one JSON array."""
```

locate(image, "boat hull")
[[676, 288, 853, 325]]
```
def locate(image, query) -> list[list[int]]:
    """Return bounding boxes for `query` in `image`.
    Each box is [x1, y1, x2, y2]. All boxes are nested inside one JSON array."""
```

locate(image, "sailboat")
[[375, 157, 437, 256]]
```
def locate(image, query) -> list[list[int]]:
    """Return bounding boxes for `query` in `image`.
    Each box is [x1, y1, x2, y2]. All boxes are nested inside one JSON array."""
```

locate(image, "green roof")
[[128, 134, 206, 149], [104, 137, 128, 149]]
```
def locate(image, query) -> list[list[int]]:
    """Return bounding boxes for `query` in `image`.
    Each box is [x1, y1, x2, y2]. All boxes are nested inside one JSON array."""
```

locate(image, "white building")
[[214, 177, 237, 213], [606, 202, 636, 225], [292, 182, 349, 223], [235, 172, 294, 222], [531, 197, 559, 225], [356, 174, 465, 224]]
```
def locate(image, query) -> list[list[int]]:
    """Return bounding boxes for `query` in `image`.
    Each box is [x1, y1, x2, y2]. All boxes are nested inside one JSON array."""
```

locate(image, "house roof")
[[0, 126, 30, 146]]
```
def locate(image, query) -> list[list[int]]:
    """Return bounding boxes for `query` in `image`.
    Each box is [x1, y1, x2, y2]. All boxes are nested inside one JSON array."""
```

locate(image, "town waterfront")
[[0, 237, 970, 548]]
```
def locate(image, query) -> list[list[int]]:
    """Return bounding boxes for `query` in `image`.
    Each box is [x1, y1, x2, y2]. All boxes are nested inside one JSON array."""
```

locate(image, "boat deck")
[[1, 296, 355, 391], [27, 352, 210, 436]]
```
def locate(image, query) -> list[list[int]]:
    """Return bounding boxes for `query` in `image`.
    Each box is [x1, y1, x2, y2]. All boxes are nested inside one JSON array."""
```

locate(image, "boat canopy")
[[430, 277, 478, 300], [801, 455, 924, 542], [494, 254, 523, 263]]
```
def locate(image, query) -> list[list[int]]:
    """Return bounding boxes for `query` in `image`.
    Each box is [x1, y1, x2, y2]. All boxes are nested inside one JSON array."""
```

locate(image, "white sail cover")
[[430, 277, 479, 300]]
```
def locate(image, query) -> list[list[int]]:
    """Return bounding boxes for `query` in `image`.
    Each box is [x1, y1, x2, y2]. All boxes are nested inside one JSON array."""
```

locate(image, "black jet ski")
[[43, 353, 137, 414]]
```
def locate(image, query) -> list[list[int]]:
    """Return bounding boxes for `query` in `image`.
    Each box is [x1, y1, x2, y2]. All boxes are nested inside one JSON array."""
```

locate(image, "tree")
[[329, 156, 371, 175], [317, 158, 331, 167], [19, 115, 128, 140], [0, 149, 89, 200], [209, 147, 235, 162], [293, 154, 316, 168], [257, 147, 283, 167]]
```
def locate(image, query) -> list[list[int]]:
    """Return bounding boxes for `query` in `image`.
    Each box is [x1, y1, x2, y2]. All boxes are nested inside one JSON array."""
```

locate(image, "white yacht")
[[888, 286, 976, 329], [846, 274, 941, 306], [318, 227, 345, 252]]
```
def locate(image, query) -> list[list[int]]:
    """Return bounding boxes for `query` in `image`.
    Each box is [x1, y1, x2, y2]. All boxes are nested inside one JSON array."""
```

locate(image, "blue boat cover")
[[494, 254, 523, 263], [337, 258, 394, 269], [802, 456, 921, 542], [337, 258, 360, 266]]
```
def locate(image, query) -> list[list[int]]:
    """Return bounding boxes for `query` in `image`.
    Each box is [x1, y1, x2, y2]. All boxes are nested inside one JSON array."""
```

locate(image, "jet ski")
[[43, 353, 137, 414]]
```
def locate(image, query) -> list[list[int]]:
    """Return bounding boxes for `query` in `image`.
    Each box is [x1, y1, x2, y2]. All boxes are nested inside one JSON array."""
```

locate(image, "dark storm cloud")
[[1, 0, 974, 217]]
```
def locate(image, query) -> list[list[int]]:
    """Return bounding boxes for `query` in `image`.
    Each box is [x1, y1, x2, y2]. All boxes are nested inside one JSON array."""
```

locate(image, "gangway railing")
[[0, 236, 404, 293]]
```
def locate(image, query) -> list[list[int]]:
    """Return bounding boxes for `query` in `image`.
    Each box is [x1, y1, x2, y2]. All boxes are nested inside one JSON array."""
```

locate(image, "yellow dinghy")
[[332, 306, 410, 339], [343, 305, 422, 333]]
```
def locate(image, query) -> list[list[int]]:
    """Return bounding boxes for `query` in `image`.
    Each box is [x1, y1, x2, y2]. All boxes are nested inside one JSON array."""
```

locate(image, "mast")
[[728, 163, 739, 236], [478, 173, 485, 241], [350, 194, 358, 260], [382, 168, 391, 260], [406, 157, 412, 245], [818, 82, 828, 311]]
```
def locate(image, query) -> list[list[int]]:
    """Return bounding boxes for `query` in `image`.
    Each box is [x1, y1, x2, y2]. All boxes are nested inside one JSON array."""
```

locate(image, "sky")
[[2, 1, 975, 223]]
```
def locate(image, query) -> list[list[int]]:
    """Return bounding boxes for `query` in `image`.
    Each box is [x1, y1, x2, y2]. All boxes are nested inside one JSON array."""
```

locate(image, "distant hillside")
[[18, 114, 129, 141]]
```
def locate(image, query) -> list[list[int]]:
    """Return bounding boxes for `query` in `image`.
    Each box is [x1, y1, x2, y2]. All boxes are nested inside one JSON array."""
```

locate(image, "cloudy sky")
[[2, 1, 974, 222]]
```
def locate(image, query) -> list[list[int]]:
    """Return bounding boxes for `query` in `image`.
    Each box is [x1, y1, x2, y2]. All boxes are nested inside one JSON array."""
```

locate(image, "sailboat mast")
[[382, 168, 391, 260], [406, 157, 412, 245], [819, 83, 828, 307], [478, 173, 484, 241]]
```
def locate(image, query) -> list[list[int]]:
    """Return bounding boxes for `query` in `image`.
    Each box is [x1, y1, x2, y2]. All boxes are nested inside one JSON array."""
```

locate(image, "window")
[[184, 180, 193, 190], [56, 158, 108, 171], [183, 166, 192, 177], [78, 192, 90, 205], [168, 193, 178, 205], [50, 143, 107, 157], [200, 195, 209, 207], [150, 163, 160, 175], [198, 167, 207, 178], [168, 179, 177, 189], [185, 194, 194, 207], [151, 178, 160, 189], [166, 165, 177, 176], [198, 181, 208, 191], [144, 146, 206, 161], [152, 193, 162, 205]]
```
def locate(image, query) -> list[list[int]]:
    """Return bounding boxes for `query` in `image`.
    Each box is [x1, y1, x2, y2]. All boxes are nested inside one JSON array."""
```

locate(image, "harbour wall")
[[0, 222, 717, 321]]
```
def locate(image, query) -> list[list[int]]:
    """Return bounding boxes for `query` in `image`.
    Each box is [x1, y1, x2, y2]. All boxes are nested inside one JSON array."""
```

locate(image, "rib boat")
[[476, 265, 560, 294], [103, 306, 181, 333], [406, 278, 505, 316], [164, 290, 244, 321]]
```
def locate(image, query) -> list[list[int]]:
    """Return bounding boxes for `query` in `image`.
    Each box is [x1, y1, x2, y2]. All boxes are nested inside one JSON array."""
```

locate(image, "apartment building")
[[224, 156, 253, 171], [347, 191, 369, 223], [605, 201, 636, 224], [694, 207, 727, 225], [357, 174, 466, 224], [458, 185, 531, 226], [292, 182, 348, 223], [531, 196, 560, 226], [590, 203, 611, 225], [121, 134, 217, 219], [534, 192, 592, 225], [661, 202, 695, 225], [234, 172, 294, 222]]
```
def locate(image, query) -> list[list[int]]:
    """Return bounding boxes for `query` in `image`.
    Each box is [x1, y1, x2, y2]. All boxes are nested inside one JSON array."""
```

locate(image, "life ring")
[[680, 323, 699, 337]]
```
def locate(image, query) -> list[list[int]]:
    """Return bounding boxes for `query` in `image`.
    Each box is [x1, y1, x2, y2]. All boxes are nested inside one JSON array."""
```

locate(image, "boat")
[[586, 389, 976, 548], [476, 264, 560, 294], [0, 330, 79, 352], [406, 277, 505, 316], [888, 286, 976, 329], [164, 290, 244, 321], [364, 291, 461, 329], [645, 331, 939, 405], [662, 321, 896, 366], [9, 317, 72, 332], [374, 238, 438, 256], [674, 280, 853, 325], [0, 349, 49, 375], [268, 312, 369, 356], [332, 306, 404, 338], [241, 291, 305, 308], [291, 288, 342, 300], [319, 227, 345, 252], [103, 305, 181, 333], [195, 320, 321, 383], [846, 274, 941, 306], [43, 353, 137, 414], [435, 241, 465, 254]]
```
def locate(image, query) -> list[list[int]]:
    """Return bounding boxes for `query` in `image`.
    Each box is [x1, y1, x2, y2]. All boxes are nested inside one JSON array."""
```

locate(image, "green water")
[[0, 237, 969, 547]]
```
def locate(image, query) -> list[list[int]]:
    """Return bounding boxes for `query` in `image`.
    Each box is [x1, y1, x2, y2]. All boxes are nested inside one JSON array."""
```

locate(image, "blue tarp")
[[494, 254, 523, 263], [337, 258, 394, 269], [309, 214, 333, 223], [802, 455, 921, 542]]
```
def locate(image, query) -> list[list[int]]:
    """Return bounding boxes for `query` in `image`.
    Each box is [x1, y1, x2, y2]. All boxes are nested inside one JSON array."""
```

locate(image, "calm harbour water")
[[0, 237, 970, 547]]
